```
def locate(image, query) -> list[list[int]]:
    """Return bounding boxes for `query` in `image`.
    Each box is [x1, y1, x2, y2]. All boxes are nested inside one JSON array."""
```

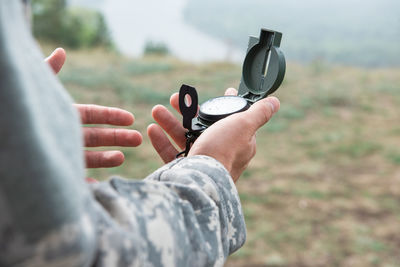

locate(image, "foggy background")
[[69, 0, 400, 66]]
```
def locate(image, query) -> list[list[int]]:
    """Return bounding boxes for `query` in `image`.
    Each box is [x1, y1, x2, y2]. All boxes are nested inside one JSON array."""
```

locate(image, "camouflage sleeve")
[[90, 155, 246, 267], [1, 1, 245, 266]]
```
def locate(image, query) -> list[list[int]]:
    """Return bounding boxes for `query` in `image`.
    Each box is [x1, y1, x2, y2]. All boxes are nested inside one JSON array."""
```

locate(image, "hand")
[[45, 48, 143, 168], [188, 96, 280, 182], [147, 88, 238, 163], [148, 88, 279, 182], [75, 104, 142, 168]]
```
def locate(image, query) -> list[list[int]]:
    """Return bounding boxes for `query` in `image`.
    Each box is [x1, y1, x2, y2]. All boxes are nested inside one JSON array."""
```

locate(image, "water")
[[82, 0, 244, 62]]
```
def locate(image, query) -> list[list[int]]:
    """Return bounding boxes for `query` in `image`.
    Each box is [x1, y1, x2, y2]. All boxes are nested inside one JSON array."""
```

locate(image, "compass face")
[[199, 96, 250, 124]]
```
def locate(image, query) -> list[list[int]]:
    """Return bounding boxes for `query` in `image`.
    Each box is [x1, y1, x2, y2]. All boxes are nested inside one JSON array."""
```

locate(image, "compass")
[[198, 96, 250, 126], [177, 28, 286, 157]]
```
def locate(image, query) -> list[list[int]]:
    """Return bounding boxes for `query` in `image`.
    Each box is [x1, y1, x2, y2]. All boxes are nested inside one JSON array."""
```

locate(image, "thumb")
[[243, 96, 280, 132], [45, 48, 66, 74]]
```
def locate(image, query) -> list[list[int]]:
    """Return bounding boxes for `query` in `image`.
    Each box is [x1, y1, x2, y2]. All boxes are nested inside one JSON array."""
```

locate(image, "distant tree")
[[32, 0, 67, 42], [91, 14, 112, 48], [32, 0, 112, 49], [144, 41, 170, 56]]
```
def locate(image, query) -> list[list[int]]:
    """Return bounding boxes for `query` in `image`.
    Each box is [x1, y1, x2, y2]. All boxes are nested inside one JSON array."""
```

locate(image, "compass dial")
[[198, 96, 250, 124]]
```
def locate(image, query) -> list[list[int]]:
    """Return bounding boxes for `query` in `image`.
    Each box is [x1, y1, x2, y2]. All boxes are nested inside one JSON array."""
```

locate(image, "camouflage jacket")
[[0, 1, 246, 266]]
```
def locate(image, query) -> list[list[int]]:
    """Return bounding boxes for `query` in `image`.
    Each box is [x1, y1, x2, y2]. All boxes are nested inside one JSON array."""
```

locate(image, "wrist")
[[187, 152, 233, 180]]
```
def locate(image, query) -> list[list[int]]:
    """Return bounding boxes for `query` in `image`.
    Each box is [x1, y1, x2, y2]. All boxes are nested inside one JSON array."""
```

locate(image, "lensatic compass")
[[177, 28, 286, 157]]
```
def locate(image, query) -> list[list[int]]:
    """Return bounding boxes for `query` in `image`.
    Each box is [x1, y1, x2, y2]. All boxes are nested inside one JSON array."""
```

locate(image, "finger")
[[152, 105, 187, 149], [242, 96, 280, 132], [83, 128, 142, 147], [85, 150, 125, 168], [170, 92, 180, 114], [170, 91, 200, 116], [75, 104, 134, 126], [45, 48, 66, 74], [86, 177, 99, 183], [224, 87, 238, 96], [147, 124, 180, 163]]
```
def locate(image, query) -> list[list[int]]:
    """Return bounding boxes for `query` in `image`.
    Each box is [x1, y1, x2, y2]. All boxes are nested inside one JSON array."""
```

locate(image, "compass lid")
[[238, 29, 286, 103]]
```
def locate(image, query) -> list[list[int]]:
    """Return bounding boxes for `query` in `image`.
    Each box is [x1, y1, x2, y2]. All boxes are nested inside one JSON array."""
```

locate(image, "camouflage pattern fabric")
[[91, 156, 246, 267], [0, 1, 246, 266]]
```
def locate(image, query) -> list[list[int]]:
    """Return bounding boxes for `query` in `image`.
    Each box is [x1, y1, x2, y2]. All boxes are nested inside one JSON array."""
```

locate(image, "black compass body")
[[198, 96, 250, 126]]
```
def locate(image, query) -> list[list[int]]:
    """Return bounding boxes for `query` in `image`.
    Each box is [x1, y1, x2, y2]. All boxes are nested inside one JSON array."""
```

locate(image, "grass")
[[42, 44, 400, 267]]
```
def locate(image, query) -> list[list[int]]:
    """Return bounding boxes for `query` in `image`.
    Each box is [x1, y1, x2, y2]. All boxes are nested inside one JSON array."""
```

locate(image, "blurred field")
[[44, 46, 400, 267]]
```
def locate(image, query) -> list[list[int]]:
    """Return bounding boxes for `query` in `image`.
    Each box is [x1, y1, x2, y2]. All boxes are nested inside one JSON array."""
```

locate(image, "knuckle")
[[106, 107, 112, 124], [85, 151, 98, 168], [235, 113, 251, 127], [85, 105, 94, 123], [113, 129, 118, 145], [96, 153, 103, 167], [87, 129, 99, 146]]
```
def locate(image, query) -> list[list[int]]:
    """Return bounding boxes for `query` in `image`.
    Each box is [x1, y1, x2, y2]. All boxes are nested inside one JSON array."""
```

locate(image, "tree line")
[[32, 0, 112, 49]]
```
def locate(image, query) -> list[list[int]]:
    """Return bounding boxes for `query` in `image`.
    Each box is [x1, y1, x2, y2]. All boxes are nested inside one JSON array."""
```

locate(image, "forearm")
[[145, 155, 246, 255], [90, 156, 246, 267]]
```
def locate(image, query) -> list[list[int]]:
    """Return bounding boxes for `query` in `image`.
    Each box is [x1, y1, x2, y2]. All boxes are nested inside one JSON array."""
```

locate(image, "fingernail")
[[267, 97, 280, 113], [266, 99, 275, 113]]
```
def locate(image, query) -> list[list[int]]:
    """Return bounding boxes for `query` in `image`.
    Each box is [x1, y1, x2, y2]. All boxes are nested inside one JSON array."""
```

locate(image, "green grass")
[[386, 151, 400, 165], [334, 140, 382, 158], [47, 45, 400, 267], [123, 60, 174, 76]]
